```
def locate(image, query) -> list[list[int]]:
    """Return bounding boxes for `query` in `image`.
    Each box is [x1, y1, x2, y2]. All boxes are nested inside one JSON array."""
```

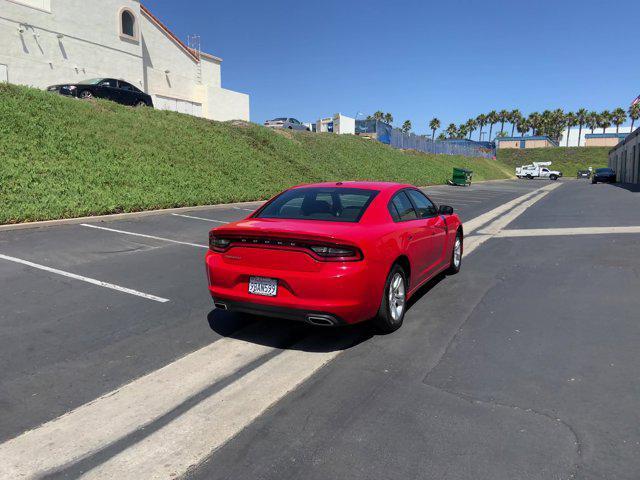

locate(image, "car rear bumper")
[[205, 250, 380, 324]]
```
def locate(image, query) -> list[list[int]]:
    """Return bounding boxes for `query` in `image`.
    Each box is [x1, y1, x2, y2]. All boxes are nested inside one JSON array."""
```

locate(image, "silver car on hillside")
[[264, 117, 309, 131]]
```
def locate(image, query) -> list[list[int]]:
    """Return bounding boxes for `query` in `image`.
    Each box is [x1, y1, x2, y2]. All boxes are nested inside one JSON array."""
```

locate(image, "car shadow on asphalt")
[[207, 309, 374, 353], [611, 182, 640, 193]]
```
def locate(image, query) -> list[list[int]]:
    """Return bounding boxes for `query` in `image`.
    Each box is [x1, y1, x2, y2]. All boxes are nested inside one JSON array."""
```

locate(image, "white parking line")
[[81, 224, 208, 249], [171, 213, 228, 223], [232, 206, 256, 212], [0, 254, 169, 303], [495, 226, 640, 237]]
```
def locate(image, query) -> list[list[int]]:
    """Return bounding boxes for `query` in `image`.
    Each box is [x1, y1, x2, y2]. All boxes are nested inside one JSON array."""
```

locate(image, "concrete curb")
[[0, 178, 518, 232]]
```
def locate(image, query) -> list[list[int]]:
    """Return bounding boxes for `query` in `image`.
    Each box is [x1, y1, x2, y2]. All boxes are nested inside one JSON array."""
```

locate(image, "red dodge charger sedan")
[[205, 182, 463, 333]]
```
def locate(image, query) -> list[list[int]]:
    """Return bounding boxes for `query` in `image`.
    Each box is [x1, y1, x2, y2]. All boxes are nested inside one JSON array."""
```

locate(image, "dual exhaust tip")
[[213, 302, 336, 326]]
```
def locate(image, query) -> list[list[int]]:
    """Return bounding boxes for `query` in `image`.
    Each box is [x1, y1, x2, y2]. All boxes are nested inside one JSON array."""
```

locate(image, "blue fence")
[[355, 120, 496, 159]]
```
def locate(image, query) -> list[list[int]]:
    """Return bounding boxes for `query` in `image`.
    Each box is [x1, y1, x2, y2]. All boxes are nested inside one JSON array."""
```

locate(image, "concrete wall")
[[497, 140, 520, 149], [560, 126, 636, 147], [202, 86, 250, 121], [609, 128, 640, 184], [0, 0, 143, 90], [585, 137, 623, 147]]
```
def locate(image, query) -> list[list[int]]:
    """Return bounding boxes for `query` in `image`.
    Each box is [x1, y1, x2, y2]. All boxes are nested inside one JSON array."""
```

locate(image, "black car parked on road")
[[47, 78, 153, 108], [591, 168, 616, 184]]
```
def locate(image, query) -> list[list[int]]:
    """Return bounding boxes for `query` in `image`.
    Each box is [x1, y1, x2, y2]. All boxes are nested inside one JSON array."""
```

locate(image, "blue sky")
[[143, 0, 639, 135]]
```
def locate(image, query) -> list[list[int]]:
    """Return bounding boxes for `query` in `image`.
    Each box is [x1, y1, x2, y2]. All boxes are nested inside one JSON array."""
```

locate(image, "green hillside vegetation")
[[0, 84, 510, 224], [497, 147, 610, 176]]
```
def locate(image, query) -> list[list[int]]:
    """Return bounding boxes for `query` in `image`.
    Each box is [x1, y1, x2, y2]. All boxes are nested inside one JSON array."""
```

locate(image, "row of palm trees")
[[428, 104, 640, 146]]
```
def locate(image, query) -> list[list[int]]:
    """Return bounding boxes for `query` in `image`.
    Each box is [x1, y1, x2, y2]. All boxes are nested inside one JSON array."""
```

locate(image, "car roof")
[[289, 181, 411, 192]]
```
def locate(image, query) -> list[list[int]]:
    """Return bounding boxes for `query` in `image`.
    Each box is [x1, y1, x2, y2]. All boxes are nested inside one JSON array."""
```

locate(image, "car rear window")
[[596, 168, 614, 173], [256, 187, 378, 223]]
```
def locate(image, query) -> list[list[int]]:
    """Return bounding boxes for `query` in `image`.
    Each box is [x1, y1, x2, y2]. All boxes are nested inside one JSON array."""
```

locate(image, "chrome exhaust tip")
[[306, 315, 335, 327], [214, 302, 228, 310]]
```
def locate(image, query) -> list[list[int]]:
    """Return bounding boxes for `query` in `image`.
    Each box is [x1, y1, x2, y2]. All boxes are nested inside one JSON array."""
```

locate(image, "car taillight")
[[209, 234, 231, 252], [309, 245, 362, 261]]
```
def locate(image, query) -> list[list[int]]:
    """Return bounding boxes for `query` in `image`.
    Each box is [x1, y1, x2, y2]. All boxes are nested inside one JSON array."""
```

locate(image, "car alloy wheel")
[[135, 101, 147, 107], [453, 236, 462, 268], [388, 272, 405, 322], [80, 90, 93, 100]]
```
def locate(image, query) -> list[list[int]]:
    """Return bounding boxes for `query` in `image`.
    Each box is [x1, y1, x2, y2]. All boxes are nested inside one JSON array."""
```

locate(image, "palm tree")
[[509, 109, 522, 137], [586, 111, 599, 134], [611, 108, 627, 134], [437, 132, 447, 141], [498, 109, 510, 135], [599, 110, 612, 134], [516, 118, 530, 137], [458, 123, 469, 139], [486, 111, 498, 141], [476, 114, 487, 141], [401, 120, 412, 134], [445, 123, 458, 138], [564, 112, 577, 147], [372, 111, 384, 121], [383, 112, 394, 125], [465, 118, 477, 140], [629, 103, 640, 132], [528, 112, 542, 136], [429, 117, 441, 141], [575, 108, 588, 146]]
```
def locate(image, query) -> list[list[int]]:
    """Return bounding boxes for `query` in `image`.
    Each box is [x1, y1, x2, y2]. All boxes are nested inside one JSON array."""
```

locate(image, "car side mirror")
[[438, 205, 454, 215]]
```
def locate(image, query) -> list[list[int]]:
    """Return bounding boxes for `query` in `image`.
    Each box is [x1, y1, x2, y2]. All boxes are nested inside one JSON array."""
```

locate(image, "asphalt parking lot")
[[1, 179, 639, 479]]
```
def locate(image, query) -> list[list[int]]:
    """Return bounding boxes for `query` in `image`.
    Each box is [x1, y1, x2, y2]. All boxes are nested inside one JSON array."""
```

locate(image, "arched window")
[[120, 8, 137, 39]]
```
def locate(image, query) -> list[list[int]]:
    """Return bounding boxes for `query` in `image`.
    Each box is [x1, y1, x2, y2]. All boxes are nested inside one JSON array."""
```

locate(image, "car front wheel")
[[447, 231, 463, 274], [79, 90, 93, 100], [135, 100, 147, 107], [374, 264, 407, 334]]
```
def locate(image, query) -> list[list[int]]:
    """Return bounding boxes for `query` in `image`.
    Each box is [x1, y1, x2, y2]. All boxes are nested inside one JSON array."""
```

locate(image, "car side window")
[[406, 190, 437, 218], [99, 79, 116, 88], [118, 81, 134, 91], [389, 192, 418, 222]]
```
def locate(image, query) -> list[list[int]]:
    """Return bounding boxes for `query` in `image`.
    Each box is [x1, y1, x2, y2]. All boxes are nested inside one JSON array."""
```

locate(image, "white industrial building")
[[0, 0, 249, 121], [315, 113, 356, 134]]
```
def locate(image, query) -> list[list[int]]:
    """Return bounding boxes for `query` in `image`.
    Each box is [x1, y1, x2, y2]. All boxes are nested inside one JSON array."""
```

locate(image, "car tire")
[[79, 90, 93, 100], [374, 264, 407, 334], [526, 174, 533, 180], [447, 230, 463, 275], [592, 179, 597, 184], [550, 174, 558, 181], [135, 100, 147, 107]]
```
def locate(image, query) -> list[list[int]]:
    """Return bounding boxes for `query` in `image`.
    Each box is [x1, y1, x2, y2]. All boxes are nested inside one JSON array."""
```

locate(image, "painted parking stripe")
[[0, 253, 169, 303], [232, 206, 256, 212], [81, 223, 208, 249], [495, 226, 640, 237], [0, 324, 352, 479], [171, 213, 228, 223]]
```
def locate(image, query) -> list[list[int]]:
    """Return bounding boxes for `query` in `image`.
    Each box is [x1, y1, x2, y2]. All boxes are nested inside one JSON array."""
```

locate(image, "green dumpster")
[[450, 167, 473, 186]]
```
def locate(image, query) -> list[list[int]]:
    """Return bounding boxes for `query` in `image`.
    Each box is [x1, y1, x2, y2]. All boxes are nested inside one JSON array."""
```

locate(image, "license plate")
[[248, 276, 278, 297]]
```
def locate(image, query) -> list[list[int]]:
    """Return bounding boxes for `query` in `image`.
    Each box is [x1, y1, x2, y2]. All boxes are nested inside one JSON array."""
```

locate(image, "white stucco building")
[[0, 0, 250, 120], [559, 126, 635, 147]]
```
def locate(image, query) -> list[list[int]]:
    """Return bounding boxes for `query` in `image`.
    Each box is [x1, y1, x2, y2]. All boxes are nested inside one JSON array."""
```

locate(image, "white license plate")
[[248, 276, 278, 297]]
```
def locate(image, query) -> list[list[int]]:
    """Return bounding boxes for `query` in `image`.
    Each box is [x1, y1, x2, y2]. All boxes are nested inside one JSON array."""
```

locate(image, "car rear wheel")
[[526, 174, 533, 180], [550, 174, 558, 181], [374, 264, 407, 334], [135, 100, 147, 107], [79, 90, 93, 100], [447, 231, 463, 274]]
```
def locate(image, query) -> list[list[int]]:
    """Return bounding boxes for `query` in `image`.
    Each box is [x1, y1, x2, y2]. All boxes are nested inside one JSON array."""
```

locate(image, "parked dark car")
[[47, 78, 153, 108], [577, 170, 591, 179], [591, 167, 616, 184]]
